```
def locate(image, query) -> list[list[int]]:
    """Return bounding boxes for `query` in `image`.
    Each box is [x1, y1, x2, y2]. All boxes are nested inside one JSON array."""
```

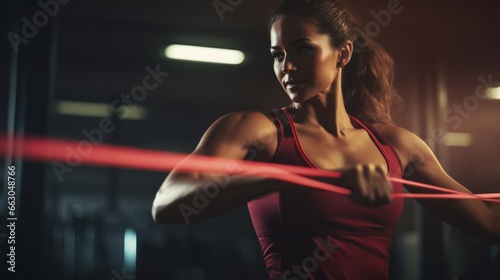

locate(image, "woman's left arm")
[[392, 127, 500, 244]]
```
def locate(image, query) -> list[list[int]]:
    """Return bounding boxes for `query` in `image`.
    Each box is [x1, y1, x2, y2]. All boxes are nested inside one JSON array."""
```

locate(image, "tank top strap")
[[349, 116, 386, 146], [349, 115, 404, 173], [271, 107, 293, 138]]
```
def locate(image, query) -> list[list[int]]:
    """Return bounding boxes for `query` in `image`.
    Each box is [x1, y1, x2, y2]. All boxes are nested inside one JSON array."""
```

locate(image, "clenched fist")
[[342, 164, 394, 207]]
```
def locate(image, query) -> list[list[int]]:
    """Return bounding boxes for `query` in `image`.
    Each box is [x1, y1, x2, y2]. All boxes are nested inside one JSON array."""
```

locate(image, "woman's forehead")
[[270, 17, 323, 46]]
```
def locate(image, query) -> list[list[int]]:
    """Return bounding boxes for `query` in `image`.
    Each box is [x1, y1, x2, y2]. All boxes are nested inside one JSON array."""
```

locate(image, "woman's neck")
[[288, 76, 353, 137]]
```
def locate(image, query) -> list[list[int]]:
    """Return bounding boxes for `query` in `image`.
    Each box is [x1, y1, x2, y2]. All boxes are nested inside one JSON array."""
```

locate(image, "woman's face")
[[270, 16, 341, 103]]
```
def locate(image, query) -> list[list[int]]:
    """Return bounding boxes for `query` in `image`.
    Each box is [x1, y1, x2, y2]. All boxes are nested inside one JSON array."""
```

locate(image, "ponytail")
[[343, 34, 402, 124]]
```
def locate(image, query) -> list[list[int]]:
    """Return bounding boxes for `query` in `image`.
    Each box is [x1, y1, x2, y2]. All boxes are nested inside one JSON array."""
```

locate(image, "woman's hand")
[[342, 164, 393, 207]]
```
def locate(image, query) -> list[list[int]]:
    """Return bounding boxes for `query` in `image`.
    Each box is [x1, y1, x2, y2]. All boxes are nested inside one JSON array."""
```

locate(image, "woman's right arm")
[[151, 111, 291, 224]]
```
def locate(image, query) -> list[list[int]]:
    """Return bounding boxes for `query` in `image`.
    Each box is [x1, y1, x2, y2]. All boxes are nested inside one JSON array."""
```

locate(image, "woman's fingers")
[[345, 164, 393, 207]]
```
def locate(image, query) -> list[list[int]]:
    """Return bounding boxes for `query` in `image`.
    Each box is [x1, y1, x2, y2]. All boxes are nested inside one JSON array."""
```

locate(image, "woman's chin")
[[289, 93, 315, 104], [290, 96, 306, 104]]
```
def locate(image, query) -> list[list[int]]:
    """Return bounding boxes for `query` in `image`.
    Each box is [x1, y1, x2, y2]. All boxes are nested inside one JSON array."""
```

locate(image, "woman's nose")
[[282, 58, 297, 74]]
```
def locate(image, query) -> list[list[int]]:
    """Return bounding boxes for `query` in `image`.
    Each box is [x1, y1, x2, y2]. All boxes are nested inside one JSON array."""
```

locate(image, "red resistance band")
[[1, 134, 499, 202]]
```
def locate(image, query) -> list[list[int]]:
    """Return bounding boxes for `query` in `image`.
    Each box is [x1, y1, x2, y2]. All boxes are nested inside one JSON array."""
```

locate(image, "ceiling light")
[[57, 101, 109, 118], [165, 44, 245, 65], [445, 132, 472, 147], [486, 87, 500, 100], [56, 101, 147, 120]]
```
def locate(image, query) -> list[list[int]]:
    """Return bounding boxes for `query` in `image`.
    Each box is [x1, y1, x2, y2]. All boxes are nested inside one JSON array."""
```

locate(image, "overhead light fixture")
[[444, 132, 472, 147], [56, 100, 147, 120], [56, 101, 109, 118], [165, 44, 245, 65], [486, 87, 500, 100]]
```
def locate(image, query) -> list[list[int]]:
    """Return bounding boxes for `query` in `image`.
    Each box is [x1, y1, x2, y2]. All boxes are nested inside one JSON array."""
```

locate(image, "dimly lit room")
[[1, 0, 500, 279]]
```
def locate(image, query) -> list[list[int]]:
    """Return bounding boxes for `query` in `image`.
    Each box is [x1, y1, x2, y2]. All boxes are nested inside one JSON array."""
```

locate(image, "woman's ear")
[[337, 40, 353, 68]]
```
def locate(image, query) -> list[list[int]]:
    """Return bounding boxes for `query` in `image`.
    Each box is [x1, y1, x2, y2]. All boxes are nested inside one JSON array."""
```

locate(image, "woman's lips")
[[285, 80, 303, 89], [285, 80, 304, 89]]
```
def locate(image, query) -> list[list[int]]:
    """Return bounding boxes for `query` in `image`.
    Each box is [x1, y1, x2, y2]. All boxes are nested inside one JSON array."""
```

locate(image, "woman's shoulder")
[[370, 123, 416, 142], [204, 110, 277, 144], [196, 110, 278, 159], [213, 110, 276, 131], [370, 123, 428, 165]]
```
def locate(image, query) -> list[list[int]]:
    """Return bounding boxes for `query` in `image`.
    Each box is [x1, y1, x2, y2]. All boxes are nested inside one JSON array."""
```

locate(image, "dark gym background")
[[1, 0, 499, 279]]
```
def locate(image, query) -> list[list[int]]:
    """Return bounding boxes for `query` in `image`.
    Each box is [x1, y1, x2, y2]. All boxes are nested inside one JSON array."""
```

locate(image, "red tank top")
[[247, 107, 404, 280]]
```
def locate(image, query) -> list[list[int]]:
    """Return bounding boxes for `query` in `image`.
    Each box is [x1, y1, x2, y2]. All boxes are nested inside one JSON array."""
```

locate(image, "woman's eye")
[[297, 45, 311, 54], [271, 52, 284, 61]]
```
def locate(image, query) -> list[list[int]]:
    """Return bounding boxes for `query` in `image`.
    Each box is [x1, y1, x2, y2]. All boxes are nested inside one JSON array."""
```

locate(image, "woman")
[[152, 0, 500, 279]]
